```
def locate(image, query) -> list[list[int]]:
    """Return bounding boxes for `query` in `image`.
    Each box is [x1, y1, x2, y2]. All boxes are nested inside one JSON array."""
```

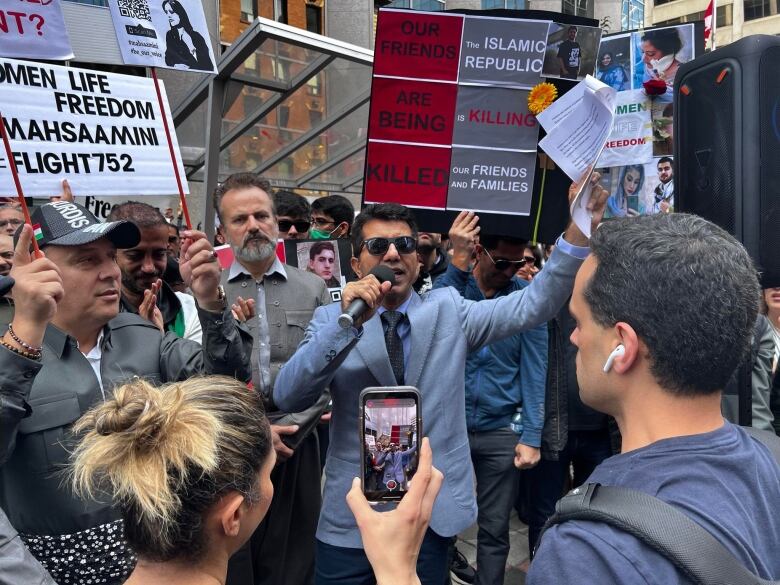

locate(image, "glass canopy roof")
[[172, 18, 374, 226]]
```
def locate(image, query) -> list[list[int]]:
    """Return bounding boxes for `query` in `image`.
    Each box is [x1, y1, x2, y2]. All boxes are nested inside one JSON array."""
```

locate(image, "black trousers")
[[226, 432, 321, 585]]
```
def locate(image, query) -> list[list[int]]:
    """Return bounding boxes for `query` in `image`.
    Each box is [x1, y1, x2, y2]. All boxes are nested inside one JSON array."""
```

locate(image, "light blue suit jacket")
[[274, 247, 583, 548]]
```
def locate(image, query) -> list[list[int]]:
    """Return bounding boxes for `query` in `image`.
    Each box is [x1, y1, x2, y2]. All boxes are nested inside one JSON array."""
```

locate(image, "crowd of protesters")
[[0, 173, 778, 585]]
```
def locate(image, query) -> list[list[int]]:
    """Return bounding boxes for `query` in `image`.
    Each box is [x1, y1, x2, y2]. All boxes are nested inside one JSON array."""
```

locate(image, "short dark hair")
[[568, 25, 578, 32], [641, 28, 683, 57], [107, 201, 167, 229], [479, 234, 527, 252], [273, 190, 310, 219], [351, 203, 419, 257], [658, 156, 673, 167], [311, 195, 355, 230], [213, 173, 273, 222], [585, 213, 760, 396], [309, 240, 335, 260]]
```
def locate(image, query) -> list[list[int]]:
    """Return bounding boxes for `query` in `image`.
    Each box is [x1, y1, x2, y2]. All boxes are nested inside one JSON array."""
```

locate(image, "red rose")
[[643, 79, 667, 96]]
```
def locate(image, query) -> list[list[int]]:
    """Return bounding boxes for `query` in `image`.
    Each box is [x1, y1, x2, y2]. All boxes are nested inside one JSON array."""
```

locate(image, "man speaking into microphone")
[[275, 184, 608, 585]]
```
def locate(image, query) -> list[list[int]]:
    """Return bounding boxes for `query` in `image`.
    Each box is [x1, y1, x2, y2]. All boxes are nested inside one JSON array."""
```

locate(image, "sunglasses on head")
[[360, 236, 417, 256], [484, 248, 528, 271], [277, 220, 311, 233]]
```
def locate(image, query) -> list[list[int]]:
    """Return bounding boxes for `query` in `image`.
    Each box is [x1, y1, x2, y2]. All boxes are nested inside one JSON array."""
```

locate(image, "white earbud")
[[602, 344, 626, 373]]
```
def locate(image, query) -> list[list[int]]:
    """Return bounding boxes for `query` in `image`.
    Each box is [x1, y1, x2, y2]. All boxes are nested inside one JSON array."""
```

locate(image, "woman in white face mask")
[[640, 28, 684, 90]]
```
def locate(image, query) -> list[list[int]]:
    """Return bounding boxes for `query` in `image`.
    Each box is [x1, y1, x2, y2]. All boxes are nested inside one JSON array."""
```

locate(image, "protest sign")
[[108, 0, 217, 73], [366, 8, 549, 217], [283, 238, 354, 303], [597, 89, 652, 168], [595, 23, 702, 176], [0, 0, 73, 60], [0, 57, 189, 197]]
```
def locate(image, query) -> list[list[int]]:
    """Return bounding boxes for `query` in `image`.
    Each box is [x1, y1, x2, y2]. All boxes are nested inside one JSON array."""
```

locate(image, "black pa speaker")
[[674, 34, 780, 288]]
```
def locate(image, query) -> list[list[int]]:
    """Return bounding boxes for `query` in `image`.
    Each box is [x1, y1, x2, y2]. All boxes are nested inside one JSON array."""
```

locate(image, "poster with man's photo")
[[108, 0, 217, 73], [599, 156, 674, 218], [284, 239, 353, 303], [542, 23, 602, 81]]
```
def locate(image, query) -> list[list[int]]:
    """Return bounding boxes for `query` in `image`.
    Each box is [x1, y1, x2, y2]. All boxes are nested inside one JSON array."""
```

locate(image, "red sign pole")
[[150, 68, 192, 230], [0, 112, 42, 257]]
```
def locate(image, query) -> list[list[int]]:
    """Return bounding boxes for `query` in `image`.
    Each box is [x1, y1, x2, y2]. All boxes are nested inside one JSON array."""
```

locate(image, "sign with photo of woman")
[[108, 0, 217, 73], [596, 22, 702, 186]]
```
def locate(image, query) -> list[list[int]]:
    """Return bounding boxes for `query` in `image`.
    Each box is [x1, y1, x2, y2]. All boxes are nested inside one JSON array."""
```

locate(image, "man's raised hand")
[[448, 211, 480, 271], [5, 225, 64, 349]]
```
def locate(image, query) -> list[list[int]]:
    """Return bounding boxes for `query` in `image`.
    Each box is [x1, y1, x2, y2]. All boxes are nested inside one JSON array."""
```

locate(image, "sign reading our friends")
[[365, 8, 547, 217], [0, 0, 73, 60], [0, 57, 189, 196]]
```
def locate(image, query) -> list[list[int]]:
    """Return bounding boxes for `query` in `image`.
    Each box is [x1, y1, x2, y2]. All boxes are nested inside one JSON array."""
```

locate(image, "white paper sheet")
[[538, 75, 616, 182], [536, 76, 616, 237]]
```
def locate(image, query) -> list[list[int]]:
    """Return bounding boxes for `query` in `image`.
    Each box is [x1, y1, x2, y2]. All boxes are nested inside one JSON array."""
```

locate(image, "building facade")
[[646, 0, 779, 45]]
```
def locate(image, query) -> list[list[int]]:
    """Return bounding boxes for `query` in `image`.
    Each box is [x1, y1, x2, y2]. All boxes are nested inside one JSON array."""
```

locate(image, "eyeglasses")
[[311, 217, 336, 228], [360, 236, 417, 256], [484, 248, 527, 271], [0, 219, 23, 229], [277, 220, 311, 233], [524, 256, 536, 265]]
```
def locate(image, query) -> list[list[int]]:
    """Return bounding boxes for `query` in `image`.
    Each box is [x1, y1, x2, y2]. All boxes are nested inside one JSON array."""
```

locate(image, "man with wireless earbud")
[[275, 173, 610, 585], [529, 213, 780, 584]]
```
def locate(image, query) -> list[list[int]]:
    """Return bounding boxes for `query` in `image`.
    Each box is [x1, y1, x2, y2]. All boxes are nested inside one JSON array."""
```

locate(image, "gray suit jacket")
[[274, 247, 583, 548], [222, 263, 331, 440]]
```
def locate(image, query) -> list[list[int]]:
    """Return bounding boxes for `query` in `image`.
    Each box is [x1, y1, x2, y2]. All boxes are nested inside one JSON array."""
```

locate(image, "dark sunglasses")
[[360, 236, 417, 256], [277, 220, 311, 233], [484, 248, 527, 271]]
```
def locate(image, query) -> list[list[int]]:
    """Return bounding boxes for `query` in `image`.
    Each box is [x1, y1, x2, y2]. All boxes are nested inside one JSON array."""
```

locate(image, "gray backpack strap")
[[539, 483, 779, 585], [742, 425, 780, 464]]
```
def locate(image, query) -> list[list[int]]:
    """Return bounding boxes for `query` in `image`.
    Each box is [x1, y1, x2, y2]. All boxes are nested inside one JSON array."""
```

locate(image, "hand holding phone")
[[360, 387, 422, 502], [347, 437, 442, 585]]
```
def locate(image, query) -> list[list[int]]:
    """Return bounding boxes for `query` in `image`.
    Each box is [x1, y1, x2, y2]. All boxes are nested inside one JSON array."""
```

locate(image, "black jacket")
[[164, 28, 213, 71]]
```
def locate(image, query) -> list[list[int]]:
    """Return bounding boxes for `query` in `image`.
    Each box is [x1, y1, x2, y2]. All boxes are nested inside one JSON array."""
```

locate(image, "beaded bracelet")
[[0, 338, 42, 361], [7, 324, 43, 353]]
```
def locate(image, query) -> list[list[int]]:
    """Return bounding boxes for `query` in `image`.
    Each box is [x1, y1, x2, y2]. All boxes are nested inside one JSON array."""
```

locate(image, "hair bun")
[[95, 382, 166, 449]]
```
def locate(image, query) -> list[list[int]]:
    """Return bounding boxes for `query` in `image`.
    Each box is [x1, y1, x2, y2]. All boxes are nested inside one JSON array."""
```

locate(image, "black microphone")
[[338, 265, 396, 329], [0, 276, 14, 297]]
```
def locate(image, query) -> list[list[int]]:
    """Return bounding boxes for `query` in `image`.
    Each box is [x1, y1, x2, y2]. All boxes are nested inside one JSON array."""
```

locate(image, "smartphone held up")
[[360, 387, 422, 502]]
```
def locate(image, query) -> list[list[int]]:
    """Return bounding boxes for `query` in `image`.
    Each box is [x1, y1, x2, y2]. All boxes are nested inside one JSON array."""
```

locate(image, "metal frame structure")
[[172, 17, 373, 236]]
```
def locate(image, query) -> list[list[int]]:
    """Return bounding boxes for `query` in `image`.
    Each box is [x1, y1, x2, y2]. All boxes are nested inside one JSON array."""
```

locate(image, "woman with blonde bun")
[[71, 376, 274, 585]]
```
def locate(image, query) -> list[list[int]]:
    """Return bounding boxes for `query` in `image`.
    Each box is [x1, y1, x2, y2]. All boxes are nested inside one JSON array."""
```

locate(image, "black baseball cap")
[[15, 201, 140, 249]]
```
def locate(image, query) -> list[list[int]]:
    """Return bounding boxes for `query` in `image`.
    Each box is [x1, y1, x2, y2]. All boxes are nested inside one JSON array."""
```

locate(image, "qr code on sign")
[[117, 0, 152, 21]]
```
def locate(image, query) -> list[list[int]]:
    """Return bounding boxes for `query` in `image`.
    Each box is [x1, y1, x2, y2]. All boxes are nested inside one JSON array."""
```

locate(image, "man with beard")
[[434, 227, 547, 585], [214, 173, 331, 585], [108, 202, 203, 343], [652, 157, 674, 214]]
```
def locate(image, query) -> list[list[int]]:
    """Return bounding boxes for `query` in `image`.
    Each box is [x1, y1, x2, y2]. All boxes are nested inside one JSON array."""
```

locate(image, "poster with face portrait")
[[541, 22, 603, 82], [595, 22, 702, 201], [600, 156, 674, 218], [108, 0, 217, 73], [283, 238, 353, 303]]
